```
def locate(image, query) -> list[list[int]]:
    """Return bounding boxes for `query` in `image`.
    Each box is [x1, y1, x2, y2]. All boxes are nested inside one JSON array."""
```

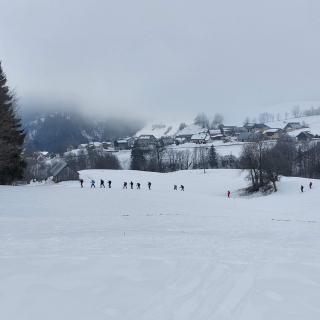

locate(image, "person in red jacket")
[[174, 185, 177, 190], [309, 182, 312, 189], [227, 190, 230, 198]]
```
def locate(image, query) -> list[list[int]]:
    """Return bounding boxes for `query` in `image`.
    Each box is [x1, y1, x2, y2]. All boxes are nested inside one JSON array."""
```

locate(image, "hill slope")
[[1, 169, 320, 319]]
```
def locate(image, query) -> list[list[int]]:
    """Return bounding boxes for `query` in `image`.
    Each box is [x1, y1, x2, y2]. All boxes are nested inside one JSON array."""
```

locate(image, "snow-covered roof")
[[262, 128, 282, 134], [191, 133, 207, 140], [209, 129, 221, 135], [285, 122, 302, 129], [237, 132, 251, 140], [117, 140, 128, 144]]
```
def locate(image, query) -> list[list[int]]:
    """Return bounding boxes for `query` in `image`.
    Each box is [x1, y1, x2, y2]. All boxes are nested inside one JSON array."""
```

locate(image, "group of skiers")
[[79, 179, 151, 190], [123, 181, 148, 189], [301, 182, 313, 193], [79, 179, 236, 196]]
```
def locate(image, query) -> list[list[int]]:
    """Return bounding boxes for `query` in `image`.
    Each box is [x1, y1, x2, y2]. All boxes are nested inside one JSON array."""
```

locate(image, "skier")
[[130, 181, 134, 189], [180, 185, 184, 191], [91, 180, 95, 188], [148, 182, 151, 190], [227, 190, 230, 198], [80, 179, 84, 188], [100, 179, 105, 188], [123, 182, 127, 189], [301, 185, 304, 193], [108, 180, 111, 188], [174, 185, 177, 190], [136, 183, 140, 189], [309, 182, 312, 189]]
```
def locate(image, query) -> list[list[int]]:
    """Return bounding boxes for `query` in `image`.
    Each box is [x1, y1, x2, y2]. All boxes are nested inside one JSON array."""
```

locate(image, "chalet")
[[175, 134, 193, 142], [136, 135, 157, 147], [211, 134, 225, 141], [191, 133, 212, 144], [175, 137, 187, 145], [296, 131, 314, 143], [67, 145, 75, 152], [208, 129, 222, 137], [262, 129, 283, 140], [102, 141, 113, 148], [243, 123, 256, 132], [220, 125, 237, 136], [126, 137, 138, 148], [114, 139, 129, 150], [237, 132, 252, 142], [251, 123, 270, 132], [50, 161, 79, 183], [237, 132, 262, 142], [284, 122, 303, 132], [78, 143, 88, 149]]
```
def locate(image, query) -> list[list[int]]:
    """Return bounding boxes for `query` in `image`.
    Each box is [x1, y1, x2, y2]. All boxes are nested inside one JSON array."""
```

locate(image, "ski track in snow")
[[1, 169, 320, 319]]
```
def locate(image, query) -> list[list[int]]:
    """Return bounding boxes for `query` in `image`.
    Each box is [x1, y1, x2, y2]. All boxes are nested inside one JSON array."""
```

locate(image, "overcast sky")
[[1, 0, 320, 121]]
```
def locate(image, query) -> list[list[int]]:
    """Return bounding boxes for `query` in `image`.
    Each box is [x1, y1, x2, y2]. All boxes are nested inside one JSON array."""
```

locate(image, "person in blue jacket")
[[91, 180, 95, 188]]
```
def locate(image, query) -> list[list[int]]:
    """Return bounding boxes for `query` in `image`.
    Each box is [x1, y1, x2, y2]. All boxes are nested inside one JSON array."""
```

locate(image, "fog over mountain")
[[2, 0, 320, 121]]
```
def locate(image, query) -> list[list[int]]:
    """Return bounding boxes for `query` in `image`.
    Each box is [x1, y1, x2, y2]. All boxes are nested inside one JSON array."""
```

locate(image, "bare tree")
[[285, 111, 289, 120], [194, 112, 209, 129], [276, 113, 281, 121], [243, 116, 251, 125], [211, 113, 224, 128], [198, 146, 209, 173], [292, 105, 300, 118]]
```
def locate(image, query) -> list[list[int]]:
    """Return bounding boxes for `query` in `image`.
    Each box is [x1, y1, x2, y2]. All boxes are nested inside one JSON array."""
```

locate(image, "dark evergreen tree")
[[0, 62, 26, 184], [130, 146, 146, 170], [208, 145, 218, 168]]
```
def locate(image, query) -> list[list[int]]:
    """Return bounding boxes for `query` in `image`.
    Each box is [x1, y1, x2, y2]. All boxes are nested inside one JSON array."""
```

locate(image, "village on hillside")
[[63, 120, 318, 154]]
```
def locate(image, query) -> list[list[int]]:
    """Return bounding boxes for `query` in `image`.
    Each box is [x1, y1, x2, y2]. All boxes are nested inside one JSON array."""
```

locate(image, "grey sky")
[[1, 0, 320, 121]]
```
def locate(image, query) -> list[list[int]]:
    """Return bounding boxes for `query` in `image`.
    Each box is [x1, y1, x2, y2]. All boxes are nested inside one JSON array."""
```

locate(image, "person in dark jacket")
[[108, 180, 111, 188], [100, 179, 105, 188], [180, 185, 184, 191], [301, 185, 304, 193], [136, 183, 140, 189], [148, 182, 151, 190], [123, 182, 127, 189], [130, 181, 134, 189], [309, 182, 312, 189], [80, 179, 84, 188]]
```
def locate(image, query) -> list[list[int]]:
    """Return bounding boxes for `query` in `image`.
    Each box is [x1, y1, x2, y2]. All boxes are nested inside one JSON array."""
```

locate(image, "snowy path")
[[1, 169, 320, 319]]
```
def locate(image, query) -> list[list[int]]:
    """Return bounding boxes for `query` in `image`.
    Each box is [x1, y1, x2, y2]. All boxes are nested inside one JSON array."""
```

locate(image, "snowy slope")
[[135, 118, 193, 138], [1, 169, 320, 319], [266, 114, 320, 136]]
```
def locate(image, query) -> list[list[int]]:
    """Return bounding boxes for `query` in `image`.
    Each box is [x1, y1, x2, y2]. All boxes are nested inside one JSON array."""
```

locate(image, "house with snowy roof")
[[251, 123, 270, 132], [50, 161, 79, 183], [135, 135, 157, 147], [77, 143, 88, 149], [114, 139, 129, 150], [191, 133, 212, 144], [243, 123, 256, 132], [283, 122, 303, 132], [262, 128, 283, 140], [296, 131, 314, 143]]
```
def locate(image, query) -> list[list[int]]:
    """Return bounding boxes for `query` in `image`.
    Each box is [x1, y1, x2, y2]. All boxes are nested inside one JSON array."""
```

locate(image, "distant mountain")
[[22, 111, 145, 153]]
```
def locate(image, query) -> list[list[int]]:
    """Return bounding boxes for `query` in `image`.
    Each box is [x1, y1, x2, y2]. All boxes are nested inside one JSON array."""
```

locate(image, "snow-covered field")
[[1, 169, 320, 319]]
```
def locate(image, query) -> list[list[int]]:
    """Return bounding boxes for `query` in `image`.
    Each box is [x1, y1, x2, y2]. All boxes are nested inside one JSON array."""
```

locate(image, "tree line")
[[239, 134, 320, 193]]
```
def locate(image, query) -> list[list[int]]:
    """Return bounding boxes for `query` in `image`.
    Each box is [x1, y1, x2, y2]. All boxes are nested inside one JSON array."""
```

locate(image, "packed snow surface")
[[1, 169, 320, 319]]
